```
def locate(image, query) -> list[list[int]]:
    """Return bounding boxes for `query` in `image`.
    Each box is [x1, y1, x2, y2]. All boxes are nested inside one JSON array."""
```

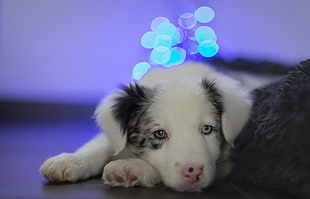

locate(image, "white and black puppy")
[[40, 62, 251, 192]]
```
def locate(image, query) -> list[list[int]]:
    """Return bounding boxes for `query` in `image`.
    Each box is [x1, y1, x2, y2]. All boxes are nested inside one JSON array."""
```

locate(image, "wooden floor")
[[0, 120, 297, 199]]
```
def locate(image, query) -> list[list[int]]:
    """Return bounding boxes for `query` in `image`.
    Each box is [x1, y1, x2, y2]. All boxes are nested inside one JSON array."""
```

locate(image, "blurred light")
[[176, 28, 187, 43], [154, 34, 173, 48], [178, 13, 197, 29], [150, 46, 171, 65], [151, 17, 170, 32], [132, 62, 151, 80], [195, 26, 216, 43], [134, 5, 218, 80], [198, 40, 219, 57], [141, 31, 159, 49], [194, 6, 215, 23], [171, 29, 181, 46], [155, 22, 178, 38], [188, 34, 197, 41], [163, 47, 186, 67]]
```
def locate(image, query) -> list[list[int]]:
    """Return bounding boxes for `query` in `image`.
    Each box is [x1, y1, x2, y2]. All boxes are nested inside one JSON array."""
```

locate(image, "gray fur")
[[230, 60, 310, 199]]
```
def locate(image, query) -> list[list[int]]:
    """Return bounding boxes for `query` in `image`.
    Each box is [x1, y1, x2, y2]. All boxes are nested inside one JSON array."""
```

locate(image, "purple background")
[[1, 0, 309, 104]]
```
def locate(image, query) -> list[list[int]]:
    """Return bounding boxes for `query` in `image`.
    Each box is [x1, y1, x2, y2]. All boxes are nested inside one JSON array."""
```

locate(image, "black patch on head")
[[112, 83, 155, 135], [127, 117, 166, 156], [112, 84, 166, 156], [201, 79, 224, 115]]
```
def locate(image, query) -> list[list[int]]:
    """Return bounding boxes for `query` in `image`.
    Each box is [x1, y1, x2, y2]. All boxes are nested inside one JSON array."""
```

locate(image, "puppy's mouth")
[[167, 176, 212, 192]]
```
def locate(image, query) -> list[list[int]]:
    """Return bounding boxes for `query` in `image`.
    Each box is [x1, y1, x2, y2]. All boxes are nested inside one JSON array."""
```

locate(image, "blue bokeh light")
[[194, 6, 215, 23], [132, 62, 151, 80], [155, 22, 178, 39], [150, 46, 171, 65], [195, 26, 216, 43], [151, 17, 170, 32], [154, 34, 173, 48], [178, 13, 197, 29], [176, 28, 187, 43], [198, 40, 219, 57], [171, 29, 182, 46], [141, 31, 159, 49], [163, 47, 186, 67], [134, 5, 219, 80]]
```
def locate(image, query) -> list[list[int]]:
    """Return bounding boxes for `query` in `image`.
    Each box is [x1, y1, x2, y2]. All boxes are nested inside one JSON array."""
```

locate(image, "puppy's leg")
[[40, 134, 113, 182], [103, 158, 161, 188]]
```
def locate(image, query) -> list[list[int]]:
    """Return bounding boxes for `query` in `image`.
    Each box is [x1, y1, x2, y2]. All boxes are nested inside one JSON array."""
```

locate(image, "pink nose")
[[181, 165, 203, 184]]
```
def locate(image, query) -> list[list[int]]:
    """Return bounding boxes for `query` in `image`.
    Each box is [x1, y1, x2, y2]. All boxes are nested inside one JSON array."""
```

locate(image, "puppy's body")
[[40, 62, 251, 191]]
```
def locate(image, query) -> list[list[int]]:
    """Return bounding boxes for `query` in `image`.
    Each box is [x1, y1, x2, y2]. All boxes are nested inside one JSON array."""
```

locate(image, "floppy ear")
[[217, 75, 252, 146], [203, 74, 252, 147], [95, 83, 153, 155]]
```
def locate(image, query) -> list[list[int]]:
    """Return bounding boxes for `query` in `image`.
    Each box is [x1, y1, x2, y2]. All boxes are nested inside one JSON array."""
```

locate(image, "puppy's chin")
[[168, 183, 207, 192], [172, 185, 203, 192], [164, 178, 213, 192]]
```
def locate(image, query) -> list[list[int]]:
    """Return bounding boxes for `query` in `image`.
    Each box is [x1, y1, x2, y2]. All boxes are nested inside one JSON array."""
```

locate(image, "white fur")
[[40, 62, 251, 191], [103, 158, 161, 187]]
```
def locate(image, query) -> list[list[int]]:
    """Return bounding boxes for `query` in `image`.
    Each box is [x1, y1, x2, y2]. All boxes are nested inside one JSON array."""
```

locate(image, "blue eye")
[[202, 125, 213, 135]]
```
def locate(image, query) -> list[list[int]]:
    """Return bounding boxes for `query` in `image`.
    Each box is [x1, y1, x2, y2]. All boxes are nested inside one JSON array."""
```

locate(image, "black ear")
[[201, 79, 223, 116], [112, 83, 155, 135]]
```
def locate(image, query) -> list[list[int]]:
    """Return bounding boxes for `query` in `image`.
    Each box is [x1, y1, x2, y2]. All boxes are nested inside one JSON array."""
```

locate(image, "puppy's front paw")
[[40, 153, 89, 182], [103, 158, 161, 188]]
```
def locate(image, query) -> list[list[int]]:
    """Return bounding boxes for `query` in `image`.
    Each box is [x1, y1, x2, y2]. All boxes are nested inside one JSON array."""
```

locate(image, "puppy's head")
[[96, 74, 251, 191]]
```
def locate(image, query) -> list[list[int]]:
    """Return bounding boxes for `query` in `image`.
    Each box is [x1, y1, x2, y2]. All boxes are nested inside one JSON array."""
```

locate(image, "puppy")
[[40, 62, 251, 191]]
